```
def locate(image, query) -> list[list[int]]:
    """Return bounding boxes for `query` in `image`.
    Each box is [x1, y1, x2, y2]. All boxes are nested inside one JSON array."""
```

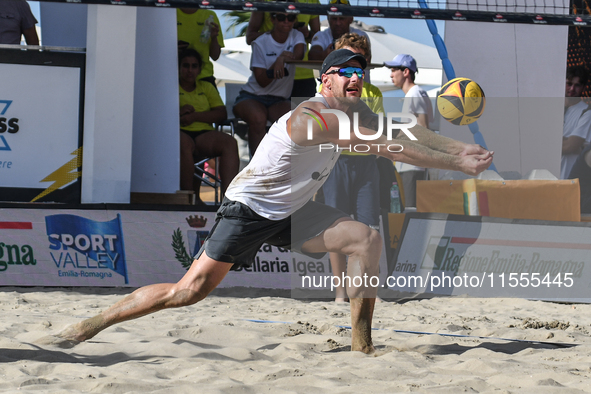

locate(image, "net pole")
[[418, 0, 498, 172]]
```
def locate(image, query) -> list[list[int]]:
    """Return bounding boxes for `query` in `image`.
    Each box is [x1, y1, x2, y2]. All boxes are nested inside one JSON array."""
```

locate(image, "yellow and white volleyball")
[[437, 77, 486, 125]]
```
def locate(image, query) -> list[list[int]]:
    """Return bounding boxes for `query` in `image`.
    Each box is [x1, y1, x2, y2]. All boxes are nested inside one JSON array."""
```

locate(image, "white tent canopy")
[[211, 51, 251, 87], [348, 21, 442, 91]]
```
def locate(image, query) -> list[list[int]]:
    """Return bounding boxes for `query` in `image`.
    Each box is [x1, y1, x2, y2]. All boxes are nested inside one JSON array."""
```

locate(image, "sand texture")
[[0, 287, 590, 393]]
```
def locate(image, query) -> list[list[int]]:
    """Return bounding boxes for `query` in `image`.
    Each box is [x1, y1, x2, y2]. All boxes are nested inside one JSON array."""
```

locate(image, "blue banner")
[[45, 214, 128, 283]]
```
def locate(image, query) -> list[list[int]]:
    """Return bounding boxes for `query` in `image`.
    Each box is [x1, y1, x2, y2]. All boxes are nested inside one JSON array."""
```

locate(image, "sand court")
[[0, 287, 590, 392]]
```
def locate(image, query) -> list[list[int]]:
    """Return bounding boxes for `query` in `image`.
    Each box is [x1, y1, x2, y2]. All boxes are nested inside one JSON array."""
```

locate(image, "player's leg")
[[57, 198, 284, 343], [352, 156, 382, 301], [301, 217, 381, 353], [58, 253, 232, 342], [321, 159, 353, 303]]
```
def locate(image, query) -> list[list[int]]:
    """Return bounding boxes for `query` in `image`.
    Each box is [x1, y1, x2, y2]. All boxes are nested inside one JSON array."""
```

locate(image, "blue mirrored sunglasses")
[[326, 66, 365, 79]]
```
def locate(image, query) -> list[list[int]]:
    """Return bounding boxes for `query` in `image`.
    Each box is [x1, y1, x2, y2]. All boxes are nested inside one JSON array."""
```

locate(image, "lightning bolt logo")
[[31, 147, 83, 202]]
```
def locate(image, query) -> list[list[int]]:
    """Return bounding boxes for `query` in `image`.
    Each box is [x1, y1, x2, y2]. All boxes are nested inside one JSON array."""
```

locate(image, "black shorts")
[[195, 198, 348, 268], [181, 129, 215, 141]]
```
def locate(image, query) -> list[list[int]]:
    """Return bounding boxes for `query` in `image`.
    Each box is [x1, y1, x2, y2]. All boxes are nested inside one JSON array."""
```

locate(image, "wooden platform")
[[130, 186, 218, 206]]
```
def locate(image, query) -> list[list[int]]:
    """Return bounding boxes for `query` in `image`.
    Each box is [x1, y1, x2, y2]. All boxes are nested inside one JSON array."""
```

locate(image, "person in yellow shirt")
[[177, 8, 225, 87], [179, 49, 239, 203]]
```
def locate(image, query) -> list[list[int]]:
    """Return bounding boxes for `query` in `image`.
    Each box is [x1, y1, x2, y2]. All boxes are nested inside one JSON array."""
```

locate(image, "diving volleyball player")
[[51, 50, 493, 353]]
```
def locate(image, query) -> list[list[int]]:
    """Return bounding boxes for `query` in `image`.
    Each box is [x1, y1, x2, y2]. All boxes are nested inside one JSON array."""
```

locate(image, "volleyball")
[[437, 78, 486, 125]]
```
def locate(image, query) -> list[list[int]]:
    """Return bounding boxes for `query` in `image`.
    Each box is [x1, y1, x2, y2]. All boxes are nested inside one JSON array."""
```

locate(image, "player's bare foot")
[[34, 334, 80, 349], [351, 337, 376, 354], [349, 298, 376, 354], [56, 323, 89, 342], [53, 315, 107, 343]]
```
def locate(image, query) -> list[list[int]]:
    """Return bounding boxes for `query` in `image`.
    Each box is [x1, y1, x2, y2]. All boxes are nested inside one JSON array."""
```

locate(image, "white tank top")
[[225, 97, 340, 220]]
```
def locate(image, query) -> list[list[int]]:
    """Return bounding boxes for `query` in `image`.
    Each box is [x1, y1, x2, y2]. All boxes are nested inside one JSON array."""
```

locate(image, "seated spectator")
[[233, 12, 305, 156], [568, 144, 591, 213], [308, 0, 370, 82], [562, 65, 591, 179], [177, 8, 224, 87], [246, 0, 320, 100], [0, 0, 39, 45], [178, 49, 239, 204]]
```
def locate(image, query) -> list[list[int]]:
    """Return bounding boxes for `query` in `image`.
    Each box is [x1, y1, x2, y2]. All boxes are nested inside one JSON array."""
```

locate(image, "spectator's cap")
[[329, 0, 351, 4], [384, 54, 417, 73], [321, 49, 367, 75]]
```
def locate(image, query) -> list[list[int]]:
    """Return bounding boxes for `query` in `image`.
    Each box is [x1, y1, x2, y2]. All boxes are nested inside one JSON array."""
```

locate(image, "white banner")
[[390, 214, 591, 303], [0, 63, 81, 189]]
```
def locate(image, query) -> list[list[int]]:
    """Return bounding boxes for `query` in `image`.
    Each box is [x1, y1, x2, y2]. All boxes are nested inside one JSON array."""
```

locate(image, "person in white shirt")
[[386, 54, 433, 207], [308, 0, 370, 83], [562, 65, 591, 179], [51, 50, 493, 355], [233, 12, 305, 156]]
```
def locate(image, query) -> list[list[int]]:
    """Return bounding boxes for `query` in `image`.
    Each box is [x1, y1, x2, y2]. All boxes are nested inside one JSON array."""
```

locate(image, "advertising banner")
[[389, 213, 591, 303], [0, 52, 84, 203], [0, 207, 387, 291]]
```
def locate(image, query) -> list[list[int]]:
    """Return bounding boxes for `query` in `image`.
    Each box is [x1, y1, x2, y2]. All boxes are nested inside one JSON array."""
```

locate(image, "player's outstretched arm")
[[288, 102, 493, 176], [396, 123, 488, 157], [390, 139, 493, 176], [354, 101, 488, 157], [341, 119, 494, 176]]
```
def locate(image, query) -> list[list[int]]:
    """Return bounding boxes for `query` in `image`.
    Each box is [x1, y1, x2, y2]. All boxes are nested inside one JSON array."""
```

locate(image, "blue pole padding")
[[418, 0, 497, 172]]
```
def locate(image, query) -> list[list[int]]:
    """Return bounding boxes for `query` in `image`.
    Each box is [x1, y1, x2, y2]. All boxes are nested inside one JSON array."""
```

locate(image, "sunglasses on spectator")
[[272, 13, 297, 22], [325, 66, 365, 79]]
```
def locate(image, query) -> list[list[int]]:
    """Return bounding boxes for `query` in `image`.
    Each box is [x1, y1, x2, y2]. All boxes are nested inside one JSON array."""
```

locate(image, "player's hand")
[[459, 152, 494, 176], [459, 143, 489, 157]]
